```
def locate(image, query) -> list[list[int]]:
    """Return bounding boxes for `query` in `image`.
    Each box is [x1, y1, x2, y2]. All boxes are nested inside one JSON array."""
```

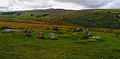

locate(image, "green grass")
[[0, 29, 120, 59], [0, 12, 48, 19], [0, 9, 120, 59]]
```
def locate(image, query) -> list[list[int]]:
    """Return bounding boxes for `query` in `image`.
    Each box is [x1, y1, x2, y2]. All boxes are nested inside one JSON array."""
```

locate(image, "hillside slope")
[[0, 9, 120, 29], [40, 9, 120, 29]]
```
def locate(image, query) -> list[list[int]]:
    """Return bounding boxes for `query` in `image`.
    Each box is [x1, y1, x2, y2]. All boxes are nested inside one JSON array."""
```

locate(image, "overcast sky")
[[0, 0, 120, 12]]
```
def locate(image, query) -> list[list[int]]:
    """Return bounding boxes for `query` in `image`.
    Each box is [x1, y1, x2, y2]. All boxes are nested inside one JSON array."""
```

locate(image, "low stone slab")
[[2, 29, 20, 33]]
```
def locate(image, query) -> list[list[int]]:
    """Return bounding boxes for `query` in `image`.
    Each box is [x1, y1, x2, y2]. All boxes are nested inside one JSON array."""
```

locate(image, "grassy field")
[[0, 9, 120, 59], [0, 28, 120, 59]]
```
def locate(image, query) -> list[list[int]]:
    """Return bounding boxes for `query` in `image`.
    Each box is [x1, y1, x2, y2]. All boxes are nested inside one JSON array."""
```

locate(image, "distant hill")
[[39, 9, 120, 29], [0, 9, 120, 29]]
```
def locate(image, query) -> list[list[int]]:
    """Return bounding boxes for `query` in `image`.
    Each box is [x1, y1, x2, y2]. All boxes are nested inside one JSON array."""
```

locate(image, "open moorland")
[[0, 9, 120, 59]]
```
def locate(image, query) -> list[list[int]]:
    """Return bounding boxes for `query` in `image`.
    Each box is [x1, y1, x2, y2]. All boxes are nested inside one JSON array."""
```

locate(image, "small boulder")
[[82, 28, 91, 39], [23, 27, 29, 33], [49, 32, 58, 40], [89, 36, 102, 39], [73, 27, 82, 32], [26, 30, 32, 37], [37, 32, 45, 39], [2, 29, 20, 33]]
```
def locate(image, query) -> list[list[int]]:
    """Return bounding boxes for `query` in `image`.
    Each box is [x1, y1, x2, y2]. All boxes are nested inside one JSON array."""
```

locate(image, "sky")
[[0, 0, 120, 12]]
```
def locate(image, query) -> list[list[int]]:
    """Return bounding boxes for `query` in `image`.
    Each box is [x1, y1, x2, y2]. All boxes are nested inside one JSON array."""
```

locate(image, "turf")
[[0, 29, 120, 59], [0, 9, 120, 59]]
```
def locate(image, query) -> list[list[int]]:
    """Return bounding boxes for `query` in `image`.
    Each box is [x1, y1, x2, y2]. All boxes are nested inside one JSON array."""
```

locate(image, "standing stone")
[[37, 32, 45, 39], [49, 32, 58, 40], [83, 28, 91, 39], [73, 27, 82, 32], [23, 27, 29, 33], [26, 30, 32, 37]]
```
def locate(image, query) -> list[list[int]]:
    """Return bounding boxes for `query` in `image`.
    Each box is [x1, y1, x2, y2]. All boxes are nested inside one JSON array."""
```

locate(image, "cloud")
[[102, 1, 120, 8], [9, 0, 52, 11], [54, 0, 113, 8], [0, 0, 53, 11], [52, 1, 86, 10], [0, 0, 120, 12]]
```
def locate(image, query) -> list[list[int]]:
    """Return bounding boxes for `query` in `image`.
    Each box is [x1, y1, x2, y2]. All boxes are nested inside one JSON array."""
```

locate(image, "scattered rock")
[[73, 27, 82, 32], [26, 30, 32, 37], [49, 32, 58, 40], [89, 36, 102, 39], [37, 32, 45, 39], [82, 28, 92, 39], [23, 27, 29, 33], [2, 29, 20, 33]]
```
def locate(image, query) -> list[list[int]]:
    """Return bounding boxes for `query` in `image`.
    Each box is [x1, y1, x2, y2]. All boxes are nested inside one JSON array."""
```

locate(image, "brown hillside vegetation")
[[0, 21, 72, 29]]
